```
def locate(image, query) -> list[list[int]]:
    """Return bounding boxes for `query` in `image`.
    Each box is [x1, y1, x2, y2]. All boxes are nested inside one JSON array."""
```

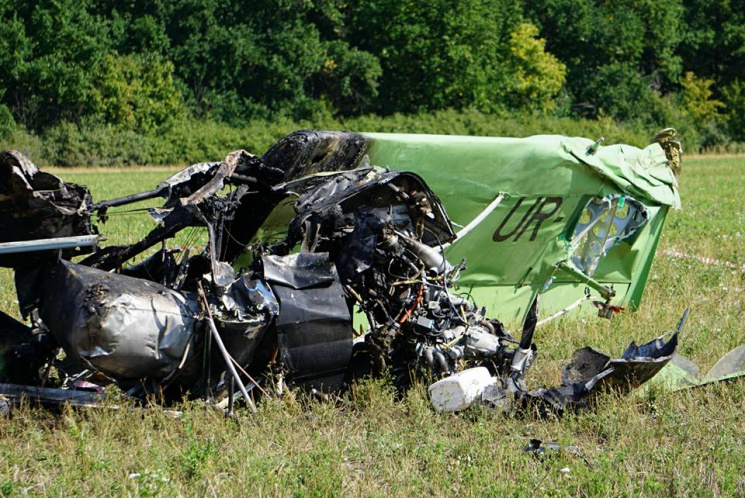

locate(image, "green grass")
[[0, 156, 744, 496]]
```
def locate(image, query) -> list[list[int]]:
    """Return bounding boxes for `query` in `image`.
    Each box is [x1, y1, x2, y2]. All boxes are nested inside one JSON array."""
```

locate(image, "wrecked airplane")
[[0, 130, 693, 415]]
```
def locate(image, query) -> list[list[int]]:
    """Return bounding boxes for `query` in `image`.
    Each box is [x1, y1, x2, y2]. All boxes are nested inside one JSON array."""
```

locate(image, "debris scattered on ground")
[[0, 130, 735, 418], [523, 439, 582, 456]]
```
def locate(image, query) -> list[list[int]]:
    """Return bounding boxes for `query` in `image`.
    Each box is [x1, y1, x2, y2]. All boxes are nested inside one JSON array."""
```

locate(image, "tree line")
[[1, 0, 743, 149]]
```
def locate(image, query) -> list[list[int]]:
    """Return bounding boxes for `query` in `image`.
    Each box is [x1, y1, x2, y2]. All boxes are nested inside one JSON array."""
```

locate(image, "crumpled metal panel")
[[211, 276, 279, 369], [262, 253, 337, 290], [219, 276, 279, 319], [517, 332, 678, 413], [291, 168, 455, 248], [263, 252, 353, 391], [262, 130, 369, 181], [157, 162, 219, 192], [39, 260, 198, 379], [651, 345, 745, 391], [0, 151, 93, 268]]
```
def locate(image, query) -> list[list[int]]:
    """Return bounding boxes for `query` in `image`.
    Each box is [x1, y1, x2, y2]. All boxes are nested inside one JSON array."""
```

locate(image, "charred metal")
[[0, 131, 685, 415]]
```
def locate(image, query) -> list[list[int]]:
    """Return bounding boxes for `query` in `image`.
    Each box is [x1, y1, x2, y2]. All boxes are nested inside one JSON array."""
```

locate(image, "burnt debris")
[[0, 150, 95, 268], [0, 135, 680, 415]]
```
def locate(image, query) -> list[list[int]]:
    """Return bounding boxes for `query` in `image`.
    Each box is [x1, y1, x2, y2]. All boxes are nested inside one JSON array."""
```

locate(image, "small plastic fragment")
[[428, 367, 494, 412]]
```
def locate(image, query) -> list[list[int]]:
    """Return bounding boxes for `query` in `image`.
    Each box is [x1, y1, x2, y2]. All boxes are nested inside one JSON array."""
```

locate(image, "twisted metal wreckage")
[[0, 130, 736, 416]]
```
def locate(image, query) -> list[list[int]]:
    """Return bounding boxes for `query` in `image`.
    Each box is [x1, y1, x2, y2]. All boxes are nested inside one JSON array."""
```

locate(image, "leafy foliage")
[[723, 80, 745, 141], [0, 102, 14, 139], [677, 0, 745, 87], [0, 0, 743, 153], [505, 23, 566, 113], [345, 0, 524, 114], [680, 71, 725, 123], [90, 55, 186, 132], [526, 0, 684, 119], [0, 0, 114, 129], [1, 110, 656, 167]]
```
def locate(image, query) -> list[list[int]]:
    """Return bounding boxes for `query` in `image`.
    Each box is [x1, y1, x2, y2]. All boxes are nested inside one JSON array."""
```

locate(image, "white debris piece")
[[428, 367, 495, 412]]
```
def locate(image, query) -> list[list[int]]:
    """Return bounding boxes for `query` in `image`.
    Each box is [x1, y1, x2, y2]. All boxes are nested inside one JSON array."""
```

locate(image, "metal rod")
[[229, 356, 269, 397], [536, 294, 591, 327], [556, 261, 616, 301], [89, 188, 165, 211], [0, 235, 99, 255], [0, 383, 107, 408], [443, 193, 505, 249], [197, 284, 258, 414], [204, 311, 212, 401], [229, 173, 257, 185], [676, 308, 690, 334], [227, 376, 235, 417]]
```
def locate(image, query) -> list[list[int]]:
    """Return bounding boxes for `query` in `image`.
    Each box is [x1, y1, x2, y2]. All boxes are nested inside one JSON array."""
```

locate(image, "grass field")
[[0, 156, 743, 496]]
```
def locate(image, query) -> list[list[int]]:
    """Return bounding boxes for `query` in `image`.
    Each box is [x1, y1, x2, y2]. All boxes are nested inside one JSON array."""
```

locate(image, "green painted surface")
[[361, 133, 680, 325]]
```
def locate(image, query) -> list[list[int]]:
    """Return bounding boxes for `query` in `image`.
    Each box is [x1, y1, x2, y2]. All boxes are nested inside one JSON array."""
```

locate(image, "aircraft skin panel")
[[360, 132, 679, 323]]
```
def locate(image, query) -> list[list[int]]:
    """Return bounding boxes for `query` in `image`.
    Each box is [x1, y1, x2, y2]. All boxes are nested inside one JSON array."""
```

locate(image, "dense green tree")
[[0, 101, 14, 139], [525, 0, 685, 120], [95, 0, 381, 120], [345, 0, 525, 114], [0, 0, 114, 129], [676, 0, 745, 140], [677, 0, 745, 87], [0, 0, 742, 147], [723, 80, 745, 140], [504, 23, 566, 113], [89, 54, 186, 132], [679, 71, 725, 124]]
